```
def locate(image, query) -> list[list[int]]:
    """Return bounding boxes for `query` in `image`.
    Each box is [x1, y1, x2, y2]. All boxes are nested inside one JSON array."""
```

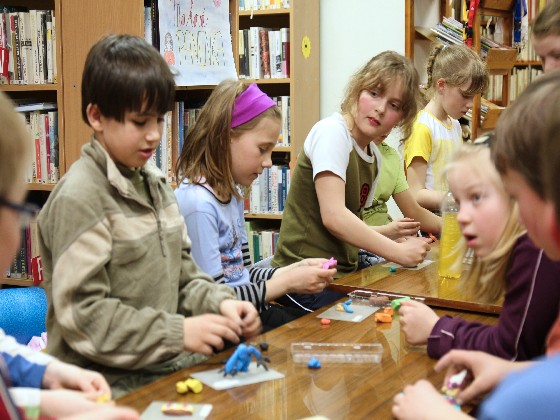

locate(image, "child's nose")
[[456, 207, 470, 225], [262, 154, 273, 168]]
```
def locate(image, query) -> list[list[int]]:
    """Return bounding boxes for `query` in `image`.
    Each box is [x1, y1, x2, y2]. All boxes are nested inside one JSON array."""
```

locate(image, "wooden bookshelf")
[[471, 1, 516, 138], [232, 0, 319, 219]]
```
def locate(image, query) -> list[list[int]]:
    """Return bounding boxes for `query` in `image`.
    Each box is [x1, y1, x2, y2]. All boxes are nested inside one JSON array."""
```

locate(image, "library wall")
[[319, 0, 405, 118]]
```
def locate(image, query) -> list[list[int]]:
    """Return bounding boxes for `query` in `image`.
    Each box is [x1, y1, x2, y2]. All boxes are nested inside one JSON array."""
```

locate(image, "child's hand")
[[392, 380, 469, 420], [385, 218, 421, 240], [285, 265, 336, 294], [398, 300, 439, 345], [182, 314, 241, 354], [43, 360, 111, 397], [39, 389, 129, 419], [394, 236, 431, 267], [435, 350, 528, 404], [220, 299, 262, 338]]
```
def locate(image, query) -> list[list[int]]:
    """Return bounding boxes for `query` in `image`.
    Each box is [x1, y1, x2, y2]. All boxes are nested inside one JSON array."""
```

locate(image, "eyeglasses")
[[0, 197, 40, 227]]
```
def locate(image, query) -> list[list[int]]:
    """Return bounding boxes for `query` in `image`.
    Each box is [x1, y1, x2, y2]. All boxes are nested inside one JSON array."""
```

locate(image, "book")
[[238, 29, 247, 78], [280, 27, 289, 77], [258, 27, 270, 78], [48, 110, 59, 183], [248, 26, 261, 79], [14, 101, 56, 112]]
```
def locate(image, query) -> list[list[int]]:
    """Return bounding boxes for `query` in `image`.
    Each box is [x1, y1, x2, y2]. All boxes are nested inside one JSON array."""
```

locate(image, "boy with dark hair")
[[38, 34, 260, 398]]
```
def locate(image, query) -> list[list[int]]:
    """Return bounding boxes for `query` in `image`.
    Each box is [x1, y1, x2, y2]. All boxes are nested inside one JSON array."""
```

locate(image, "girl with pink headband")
[[175, 80, 337, 330]]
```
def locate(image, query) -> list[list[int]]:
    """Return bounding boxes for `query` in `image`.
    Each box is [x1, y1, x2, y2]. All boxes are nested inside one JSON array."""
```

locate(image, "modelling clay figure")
[[307, 357, 321, 369], [322, 257, 337, 269], [219, 344, 270, 377]]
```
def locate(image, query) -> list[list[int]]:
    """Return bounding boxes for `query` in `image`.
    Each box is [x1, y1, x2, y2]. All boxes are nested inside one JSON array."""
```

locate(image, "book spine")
[[10, 13, 21, 84], [258, 27, 270, 78], [45, 12, 53, 83], [280, 27, 289, 77], [48, 110, 58, 183], [238, 29, 246, 78]]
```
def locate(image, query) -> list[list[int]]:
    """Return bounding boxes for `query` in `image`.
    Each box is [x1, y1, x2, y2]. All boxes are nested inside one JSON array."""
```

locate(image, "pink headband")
[[231, 83, 276, 128]]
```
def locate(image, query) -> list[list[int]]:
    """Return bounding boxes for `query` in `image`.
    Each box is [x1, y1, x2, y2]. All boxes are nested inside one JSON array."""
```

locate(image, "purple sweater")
[[427, 234, 560, 361]]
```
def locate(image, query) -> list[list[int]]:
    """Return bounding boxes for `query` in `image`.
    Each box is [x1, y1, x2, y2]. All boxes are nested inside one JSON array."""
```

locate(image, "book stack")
[[239, 27, 289, 79], [430, 17, 509, 59], [247, 165, 291, 215], [244, 222, 280, 264], [5, 220, 40, 282], [15, 102, 59, 184], [0, 6, 57, 85]]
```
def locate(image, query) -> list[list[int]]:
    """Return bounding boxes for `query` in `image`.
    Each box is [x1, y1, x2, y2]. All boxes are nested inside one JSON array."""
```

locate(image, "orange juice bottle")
[[438, 192, 465, 279]]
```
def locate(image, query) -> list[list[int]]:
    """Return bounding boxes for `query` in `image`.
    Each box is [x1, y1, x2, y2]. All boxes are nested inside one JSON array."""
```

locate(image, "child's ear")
[[436, 78, 446, 92], [86, 104, 103, 131]]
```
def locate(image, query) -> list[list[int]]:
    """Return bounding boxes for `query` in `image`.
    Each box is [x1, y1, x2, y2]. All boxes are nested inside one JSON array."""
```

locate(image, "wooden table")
[[117, 306, 498, 418], [330, 246, 501, 314]]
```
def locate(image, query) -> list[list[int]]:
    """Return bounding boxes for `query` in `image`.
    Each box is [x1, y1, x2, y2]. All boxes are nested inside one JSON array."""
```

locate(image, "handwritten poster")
[[158, 0, 237, 86]]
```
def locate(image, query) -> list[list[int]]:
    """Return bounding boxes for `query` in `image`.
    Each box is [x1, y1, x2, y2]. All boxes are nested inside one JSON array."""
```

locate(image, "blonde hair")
[[532, 1, 560, 39], [176, 79, 281, 201], [340, 51, 421, 140], [425, 43, 489, 99], [0, 92, 33, 198], [445, 144, 525, 304]]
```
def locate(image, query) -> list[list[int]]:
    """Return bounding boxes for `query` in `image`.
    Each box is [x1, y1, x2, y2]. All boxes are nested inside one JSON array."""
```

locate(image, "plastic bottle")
[[438, 191, 465, 279]]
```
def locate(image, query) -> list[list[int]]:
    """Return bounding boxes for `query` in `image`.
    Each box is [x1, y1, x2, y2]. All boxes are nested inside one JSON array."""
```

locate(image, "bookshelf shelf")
[[515, 60, 542, 66], [0, 84, 60, 92], [244, 213, 283, 220], [240, 78, 291, 84], [239, 8, 290, 17], [27, 182, 55, 191], [0, 277, 36, 287]]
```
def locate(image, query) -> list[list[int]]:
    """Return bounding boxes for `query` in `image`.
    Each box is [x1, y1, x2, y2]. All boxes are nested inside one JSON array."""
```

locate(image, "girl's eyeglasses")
[[0, 197, 40, 227]]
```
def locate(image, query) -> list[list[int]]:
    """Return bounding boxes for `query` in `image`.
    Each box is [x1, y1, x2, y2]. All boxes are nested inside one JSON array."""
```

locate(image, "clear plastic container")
[[439, 191, 466, 279], [291, 342, 383, 364]]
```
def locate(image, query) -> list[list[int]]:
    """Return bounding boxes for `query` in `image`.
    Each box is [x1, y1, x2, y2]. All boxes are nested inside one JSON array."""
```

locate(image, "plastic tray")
[[291, 342, 383, 364]]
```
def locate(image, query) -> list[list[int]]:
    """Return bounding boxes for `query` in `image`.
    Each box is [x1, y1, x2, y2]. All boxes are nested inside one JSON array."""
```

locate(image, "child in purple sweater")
[[398, 143, 560, 361]]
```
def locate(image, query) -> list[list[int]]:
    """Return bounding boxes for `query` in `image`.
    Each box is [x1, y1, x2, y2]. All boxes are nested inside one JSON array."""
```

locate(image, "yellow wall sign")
[[301, 36, 311, 59]]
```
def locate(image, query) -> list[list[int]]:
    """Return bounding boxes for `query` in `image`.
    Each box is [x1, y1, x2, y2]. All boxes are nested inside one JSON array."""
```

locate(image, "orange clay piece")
[[321, 318, 331, 325], [374, 312, 393, 323], [383, 307, 394, 315]]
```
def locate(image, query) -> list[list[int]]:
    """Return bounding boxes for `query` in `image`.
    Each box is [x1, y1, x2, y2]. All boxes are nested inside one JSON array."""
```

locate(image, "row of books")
[[246, 165, 291, 215], [5, 221, 41, 284], [0, 7, 57, 85], [508, 66, 544, 102], [430, 16, 509, 59], [245, 223, 280, 264], [239, 27, 290, 80], [16, 102, 59, 184], [239, 0, 290, 11]]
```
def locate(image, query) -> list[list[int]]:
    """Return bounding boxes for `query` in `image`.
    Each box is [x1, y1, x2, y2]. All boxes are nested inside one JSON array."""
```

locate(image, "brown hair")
[[81, 34, 175, 124], [493, 71, 560, 199], [340, 51, 421, 140], [425, 43, 489, 98], [532, 1, 560, 39], [0, 92, 33, 198], [176, 79, 281, 201]]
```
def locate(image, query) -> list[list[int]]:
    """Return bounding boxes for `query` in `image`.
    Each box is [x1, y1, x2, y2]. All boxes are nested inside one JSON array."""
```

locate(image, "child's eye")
[[134, 120, 147, 126], [369, 90, 378, 97], [390, 102, 402, 111], [471, 193, 482, 202]]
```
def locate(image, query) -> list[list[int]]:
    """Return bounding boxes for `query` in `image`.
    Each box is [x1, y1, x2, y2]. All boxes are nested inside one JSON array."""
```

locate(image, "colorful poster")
[[158, 0, 237, 86]]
